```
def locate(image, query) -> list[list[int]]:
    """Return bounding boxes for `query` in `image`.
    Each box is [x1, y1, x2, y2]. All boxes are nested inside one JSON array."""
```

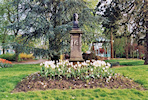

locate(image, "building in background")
[[0, 46, 15, 55]]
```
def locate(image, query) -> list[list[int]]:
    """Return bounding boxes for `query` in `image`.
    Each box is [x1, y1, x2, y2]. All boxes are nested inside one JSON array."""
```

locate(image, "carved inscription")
[[74, 40, 79, 46], [71, 35, 79, 46]]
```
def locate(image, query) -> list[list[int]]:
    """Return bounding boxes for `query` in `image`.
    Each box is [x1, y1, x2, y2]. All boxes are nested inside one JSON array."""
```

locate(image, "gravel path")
[[12, 59, 47, 64]]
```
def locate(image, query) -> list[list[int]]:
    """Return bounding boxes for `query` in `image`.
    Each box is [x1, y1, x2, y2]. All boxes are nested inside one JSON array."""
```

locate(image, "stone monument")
[[69, 13, 84, 62]]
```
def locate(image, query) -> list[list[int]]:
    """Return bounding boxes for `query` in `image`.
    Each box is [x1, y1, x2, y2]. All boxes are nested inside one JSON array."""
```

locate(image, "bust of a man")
[[73, 13, 79, 29]]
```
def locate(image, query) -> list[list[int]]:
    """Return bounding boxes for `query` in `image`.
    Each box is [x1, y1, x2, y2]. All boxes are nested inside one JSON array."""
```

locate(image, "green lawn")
[[114, 65, 148, 89], [105, 58, 144, 66], [0, 60, 148, 100]]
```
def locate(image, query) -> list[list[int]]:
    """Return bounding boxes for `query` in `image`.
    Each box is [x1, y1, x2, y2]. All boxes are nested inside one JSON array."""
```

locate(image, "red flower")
[[0, 58, 12, 64]]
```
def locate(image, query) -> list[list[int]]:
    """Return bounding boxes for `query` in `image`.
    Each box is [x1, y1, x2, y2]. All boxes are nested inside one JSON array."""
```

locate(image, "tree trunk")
[[144, 0, 148, 64], [2, 41, 5, 54], [2, 48, 5, 54], [15, 48, 19, 62], [125, 36, 128, 59], [144, 32, 148, 65], [114, 51, 116, 58], [15, 1, 19, 62], [2, 30, 7, 55], [132, 43, 134, 58], [110, 28, 114, 58], [138, 45, 141, 59], [129, 37, 132, 58]]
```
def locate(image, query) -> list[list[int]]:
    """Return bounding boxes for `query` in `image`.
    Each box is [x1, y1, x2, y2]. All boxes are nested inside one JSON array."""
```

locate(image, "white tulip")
[[86, 60, 90, 63], [105, 66, 110, 69], [97, 75, 100, 78], [51, 64, 56, 69], [58, 68, 61, 71], [93, 60, 102, 67], [107, 62, 111, 67], [109, 76, 111, 79], [78, 64, 81, 67], [101, 61, 106, 66], [40, 63, 43, 66]]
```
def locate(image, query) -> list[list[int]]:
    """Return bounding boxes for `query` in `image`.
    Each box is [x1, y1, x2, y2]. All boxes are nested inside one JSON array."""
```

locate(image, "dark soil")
[[11, 72, 145, 93]]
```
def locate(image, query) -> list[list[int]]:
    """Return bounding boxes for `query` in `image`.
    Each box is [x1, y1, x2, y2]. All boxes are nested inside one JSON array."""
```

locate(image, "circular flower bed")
[[12, 60, 145, 92]]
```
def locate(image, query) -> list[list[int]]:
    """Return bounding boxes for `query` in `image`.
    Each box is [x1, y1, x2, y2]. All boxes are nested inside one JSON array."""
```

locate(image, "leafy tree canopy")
[[8, 0, 101, 57]]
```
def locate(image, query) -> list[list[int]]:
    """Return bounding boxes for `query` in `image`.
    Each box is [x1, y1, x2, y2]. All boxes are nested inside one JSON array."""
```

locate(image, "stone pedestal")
[[69, 29, 84, 62]]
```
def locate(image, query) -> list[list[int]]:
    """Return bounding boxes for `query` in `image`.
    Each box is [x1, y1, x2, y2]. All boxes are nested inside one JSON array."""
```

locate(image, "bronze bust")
[[73, 13, 79, 29]]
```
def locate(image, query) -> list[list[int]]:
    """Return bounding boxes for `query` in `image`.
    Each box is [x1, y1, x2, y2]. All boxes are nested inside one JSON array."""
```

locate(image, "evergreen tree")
[[8, 0, 99, 59]]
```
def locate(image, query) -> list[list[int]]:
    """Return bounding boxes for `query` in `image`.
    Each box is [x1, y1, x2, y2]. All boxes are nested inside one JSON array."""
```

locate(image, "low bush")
[[0, 58, 12, 68], [19, 53, 34, 60], [0, 53, 15, 61]]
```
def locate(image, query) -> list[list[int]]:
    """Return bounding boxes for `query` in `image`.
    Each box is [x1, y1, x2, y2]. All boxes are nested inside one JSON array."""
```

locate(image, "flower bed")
[[19, 53, 34, 61], [12, 60, 145, 92], [40, 60, 113, 81], [0, 58, 12, 68]]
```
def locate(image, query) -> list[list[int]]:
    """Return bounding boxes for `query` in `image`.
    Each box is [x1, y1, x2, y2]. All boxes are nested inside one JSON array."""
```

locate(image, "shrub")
[[40, 60, 114, 82], [0, 53, 15, 61], [0, 58, 12, 68], [19, 53, 34, 60]]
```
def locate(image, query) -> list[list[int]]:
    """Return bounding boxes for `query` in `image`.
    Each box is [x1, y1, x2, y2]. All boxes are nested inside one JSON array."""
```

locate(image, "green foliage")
[[82, 22, 103, 44], [95, 0, 122, 35], [82, 43, 89, 53], [7, 0, 100, 58], [84, 0, 98, 9], [0, 62, 12, 68], [0, 42, 54, 60], [0, 3, 12, 47], [95, 0, 148, 64], [0, 63, 148, 99], [0, 53, 15, 61], [113, 37, 126, 57]]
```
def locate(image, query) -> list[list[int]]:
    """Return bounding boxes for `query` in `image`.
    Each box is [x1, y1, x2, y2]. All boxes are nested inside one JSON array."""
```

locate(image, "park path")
[[12, 59, 47, 64]]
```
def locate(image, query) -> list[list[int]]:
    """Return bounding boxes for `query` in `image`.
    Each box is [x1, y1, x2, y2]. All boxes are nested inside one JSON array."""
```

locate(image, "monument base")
[[69, 28, 84, 62], [69, 58, 84, 62]]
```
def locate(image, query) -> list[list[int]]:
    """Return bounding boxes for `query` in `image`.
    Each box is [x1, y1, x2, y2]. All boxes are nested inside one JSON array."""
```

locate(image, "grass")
[[114, 65, 148, 89], [105, 58, 144, 66], [0, 59, 148, 100], [0, 64, 40, 93], [106, 59, 148, 88]]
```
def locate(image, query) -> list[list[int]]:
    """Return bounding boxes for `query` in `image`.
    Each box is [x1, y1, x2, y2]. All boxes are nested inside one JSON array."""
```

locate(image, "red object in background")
[[105, 51, 107, 54], [99, 48, 105, 53]]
